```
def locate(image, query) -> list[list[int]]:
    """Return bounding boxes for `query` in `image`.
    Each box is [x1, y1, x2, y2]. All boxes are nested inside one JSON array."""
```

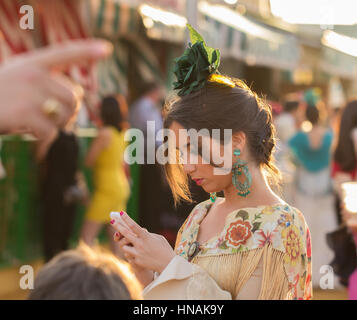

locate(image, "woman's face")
[[169, 121, 233, 193]]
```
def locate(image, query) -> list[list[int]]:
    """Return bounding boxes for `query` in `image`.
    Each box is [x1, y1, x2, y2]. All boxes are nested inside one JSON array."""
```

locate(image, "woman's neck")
[[222, 164, 279, 209]]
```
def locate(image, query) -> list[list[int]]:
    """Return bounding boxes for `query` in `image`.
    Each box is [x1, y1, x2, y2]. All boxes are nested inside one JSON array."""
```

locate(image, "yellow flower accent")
[[282, 225, 303, 267], [207, 74, 235, 88], [261, 206, 275, 215]]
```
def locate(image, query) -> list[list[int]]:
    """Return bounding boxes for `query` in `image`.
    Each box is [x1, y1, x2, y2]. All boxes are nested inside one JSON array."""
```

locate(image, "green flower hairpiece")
[[173, 24, 221, 96]]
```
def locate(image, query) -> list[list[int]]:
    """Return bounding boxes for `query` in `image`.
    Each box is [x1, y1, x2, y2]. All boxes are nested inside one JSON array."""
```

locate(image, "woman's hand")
[[0, 39, 112, 137], [112, 212, 176, 273], [114, 234, 154, 287]]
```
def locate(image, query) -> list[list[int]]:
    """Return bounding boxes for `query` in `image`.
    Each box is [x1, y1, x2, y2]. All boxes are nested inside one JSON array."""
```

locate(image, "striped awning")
[[96, 39, 129, 96], [89, 0, 141, 39], [36, 0, 96, 90], [200, 14, 300, 71], [89, 0, 163, 98]]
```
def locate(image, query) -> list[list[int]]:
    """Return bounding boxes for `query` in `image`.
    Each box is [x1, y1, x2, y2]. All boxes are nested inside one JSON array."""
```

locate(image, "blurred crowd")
[[273, 92, 357, 292]]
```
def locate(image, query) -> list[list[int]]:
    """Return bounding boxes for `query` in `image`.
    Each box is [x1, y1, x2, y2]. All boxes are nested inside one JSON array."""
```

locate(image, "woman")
[[80, 95, 130, 258], [331, 100, 357, 292], [111, 26, 312, 300], [288, 104, 336, 288]]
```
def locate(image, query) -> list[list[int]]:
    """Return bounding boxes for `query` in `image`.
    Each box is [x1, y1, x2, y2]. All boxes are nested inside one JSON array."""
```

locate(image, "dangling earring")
[[232, 148, 252, 197], [210, 192, 217, 203]]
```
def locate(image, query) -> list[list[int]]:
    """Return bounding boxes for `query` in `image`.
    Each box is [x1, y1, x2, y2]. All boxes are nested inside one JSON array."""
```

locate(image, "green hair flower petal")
[[173, 24, 221, 96]]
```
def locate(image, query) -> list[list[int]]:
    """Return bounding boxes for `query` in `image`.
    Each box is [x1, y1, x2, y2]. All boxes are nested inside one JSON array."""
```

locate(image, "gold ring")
[[42, 98, 62, 120]]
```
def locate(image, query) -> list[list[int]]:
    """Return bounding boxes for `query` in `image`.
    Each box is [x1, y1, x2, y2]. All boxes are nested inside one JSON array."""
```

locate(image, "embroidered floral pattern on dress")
[[282, 225, 303, 267], [253, 222, 282, 248], [174, 199, 312, 300], [225, 219, 253, 247]]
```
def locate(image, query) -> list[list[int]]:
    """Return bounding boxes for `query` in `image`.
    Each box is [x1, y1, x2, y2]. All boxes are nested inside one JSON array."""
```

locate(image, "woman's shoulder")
[[176, 199, 210, 231], [288, 130, 306, 146], [181, 199, 212, 228]]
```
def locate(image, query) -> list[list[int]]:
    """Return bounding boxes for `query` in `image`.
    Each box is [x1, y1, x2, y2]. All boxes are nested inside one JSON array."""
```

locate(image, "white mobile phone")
[[110, 211, 129, 227]]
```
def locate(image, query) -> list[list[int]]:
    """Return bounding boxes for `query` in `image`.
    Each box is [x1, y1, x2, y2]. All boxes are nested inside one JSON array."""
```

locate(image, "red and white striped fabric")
[[37, 0, 96, 92], [0, 0, 96, 91], [0, 0, 35, 61], [0, 0, 100, 121]]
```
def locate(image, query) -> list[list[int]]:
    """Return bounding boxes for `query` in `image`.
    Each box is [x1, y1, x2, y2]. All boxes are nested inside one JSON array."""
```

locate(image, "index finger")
[[115, 222, 139, 246], [15, 39, 113, 69], [120, 211, 147, 237]]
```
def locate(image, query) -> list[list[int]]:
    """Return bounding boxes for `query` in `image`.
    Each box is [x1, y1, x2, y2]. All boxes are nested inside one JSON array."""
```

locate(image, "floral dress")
[[174, 199, 312, 300]]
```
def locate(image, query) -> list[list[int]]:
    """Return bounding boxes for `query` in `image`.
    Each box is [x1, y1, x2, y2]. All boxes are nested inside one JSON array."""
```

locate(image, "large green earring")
[[210, 192, 217, 203], [232, 149, 252, 197]]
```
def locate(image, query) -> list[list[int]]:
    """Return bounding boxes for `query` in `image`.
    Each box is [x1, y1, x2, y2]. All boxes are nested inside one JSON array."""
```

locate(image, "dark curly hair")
[[334, 100, 357, 171], [163, 76, 281, 204]]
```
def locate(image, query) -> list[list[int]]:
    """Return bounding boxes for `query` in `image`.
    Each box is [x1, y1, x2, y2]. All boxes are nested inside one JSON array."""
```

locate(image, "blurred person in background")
[[288, 104, 336, 288], [80, 96, 130, 258], [330, 100, 357, 288], [28, 242, 142, 300], [36, 109, 87, 262], [129, 83, 167, 235], [274, 97, 305, 203], [332, 100, 357, 223], [0, 40, 112, 138], [275, 99, 299, 144]]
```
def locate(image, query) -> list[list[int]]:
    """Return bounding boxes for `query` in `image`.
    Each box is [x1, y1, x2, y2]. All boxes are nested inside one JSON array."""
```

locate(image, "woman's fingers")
[[21, 39, 113, 70], [116, 236, 131, 248], [114, 222, 139, 245], [113, 232, 122, 242], [40, 74, 82, 127], [27, 108, 59, 139], [44, 73, 83, 105], [122, 244, 137, 257], [110, 211, 130, 229], [111, 215, 132, 236], [120, 211, 148, 237]]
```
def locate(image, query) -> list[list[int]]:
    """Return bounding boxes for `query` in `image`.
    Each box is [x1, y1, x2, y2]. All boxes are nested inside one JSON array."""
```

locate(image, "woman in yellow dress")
[[80, 96, 130, 257]]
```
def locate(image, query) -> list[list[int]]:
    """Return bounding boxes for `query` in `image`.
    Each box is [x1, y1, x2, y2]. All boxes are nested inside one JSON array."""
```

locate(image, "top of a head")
[[28, 243, 142, 300], [168, 24, 259, 119], [100, 95, 124, 130], [166, 25, 274, 166], [101, 96, 119, 112]]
